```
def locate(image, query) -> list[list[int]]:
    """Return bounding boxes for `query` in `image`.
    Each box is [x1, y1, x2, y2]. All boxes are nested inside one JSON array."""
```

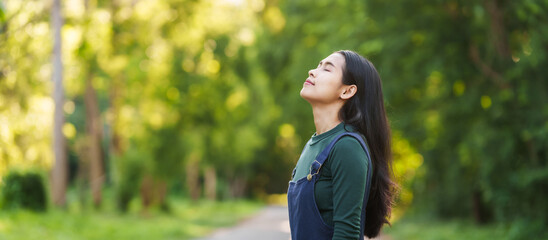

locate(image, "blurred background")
[[0, 0, 547, 239]]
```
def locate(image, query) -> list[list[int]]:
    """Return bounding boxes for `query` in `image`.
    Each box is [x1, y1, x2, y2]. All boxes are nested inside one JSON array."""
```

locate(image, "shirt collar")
[[309, 122, 345, 145]]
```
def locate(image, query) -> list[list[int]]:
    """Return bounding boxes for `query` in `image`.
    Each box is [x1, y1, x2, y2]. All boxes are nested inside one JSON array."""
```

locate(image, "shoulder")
[[328, 135, 368, 170], [333, 135, 365, 152]]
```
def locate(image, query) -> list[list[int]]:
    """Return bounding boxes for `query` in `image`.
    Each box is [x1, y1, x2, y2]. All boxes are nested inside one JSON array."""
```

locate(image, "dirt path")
[[195, 205, 291, 240], [195, 205, 390, 240]]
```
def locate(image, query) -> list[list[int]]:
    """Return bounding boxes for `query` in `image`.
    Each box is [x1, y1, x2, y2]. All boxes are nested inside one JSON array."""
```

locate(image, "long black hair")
[[337, 50, 397, 238]]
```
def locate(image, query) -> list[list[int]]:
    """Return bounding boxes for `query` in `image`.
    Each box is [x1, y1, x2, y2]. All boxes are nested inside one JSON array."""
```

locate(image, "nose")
[[308, 69, 315, 78]]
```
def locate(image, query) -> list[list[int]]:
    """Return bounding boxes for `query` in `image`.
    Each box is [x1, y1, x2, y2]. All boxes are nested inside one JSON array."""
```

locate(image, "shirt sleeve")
[[328, 136, 369, 240]]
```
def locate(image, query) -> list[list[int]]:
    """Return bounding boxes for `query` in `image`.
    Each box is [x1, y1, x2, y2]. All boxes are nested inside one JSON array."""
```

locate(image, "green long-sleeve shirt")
[[292, 123, 369, 240]]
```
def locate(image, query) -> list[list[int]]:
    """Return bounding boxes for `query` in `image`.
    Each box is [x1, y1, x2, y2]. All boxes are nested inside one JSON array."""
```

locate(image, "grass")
[[383, 216, 512, 240], [0, 195, 263, 240]]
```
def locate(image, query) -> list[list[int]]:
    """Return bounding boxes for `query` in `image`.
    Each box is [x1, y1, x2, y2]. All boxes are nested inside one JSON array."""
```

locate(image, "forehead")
[[320, 53, 345, 68]]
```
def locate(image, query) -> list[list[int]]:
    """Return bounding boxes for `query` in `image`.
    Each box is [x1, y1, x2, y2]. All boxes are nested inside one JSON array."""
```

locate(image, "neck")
[[311, 103, 343, 135]]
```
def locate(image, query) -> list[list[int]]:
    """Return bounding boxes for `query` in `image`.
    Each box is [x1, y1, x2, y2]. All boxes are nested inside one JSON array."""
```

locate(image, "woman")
[[288, 50, 396, 240]]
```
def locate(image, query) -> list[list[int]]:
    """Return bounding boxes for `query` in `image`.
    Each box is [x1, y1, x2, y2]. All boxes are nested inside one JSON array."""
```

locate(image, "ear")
[[340, 85, 357, 100]]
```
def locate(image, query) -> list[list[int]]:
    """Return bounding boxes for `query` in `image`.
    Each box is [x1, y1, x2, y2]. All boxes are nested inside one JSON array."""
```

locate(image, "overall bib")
[[287, 132, 373, 240]]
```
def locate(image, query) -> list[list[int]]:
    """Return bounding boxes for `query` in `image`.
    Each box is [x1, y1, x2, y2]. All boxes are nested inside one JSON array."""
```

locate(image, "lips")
[[304, 79, 315, 86]]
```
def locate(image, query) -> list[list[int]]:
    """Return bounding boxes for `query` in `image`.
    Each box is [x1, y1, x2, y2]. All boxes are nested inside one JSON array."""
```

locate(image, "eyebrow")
[[319, 60, 336, 68]]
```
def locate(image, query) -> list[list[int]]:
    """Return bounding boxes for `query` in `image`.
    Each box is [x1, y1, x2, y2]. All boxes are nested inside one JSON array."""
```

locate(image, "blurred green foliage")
[[385, 215, 548, 240], [0, 0, 547, 238], [363, 1, 548, 235], [0, 196, 262, 239], [385, 217, 511, 240], [252, 0, 548, 237], [114, 149, 146, 212], [1, 171, 47, 211]]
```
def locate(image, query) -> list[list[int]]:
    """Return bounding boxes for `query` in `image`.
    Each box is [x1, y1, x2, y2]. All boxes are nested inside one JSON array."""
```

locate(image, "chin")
[[300, 88, 309, 99], [299, 90, 315, 103]]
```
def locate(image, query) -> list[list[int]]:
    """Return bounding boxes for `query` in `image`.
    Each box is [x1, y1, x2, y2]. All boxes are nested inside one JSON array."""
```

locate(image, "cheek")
[[324, 77, 344, 94], [315, 84, 343, 101]]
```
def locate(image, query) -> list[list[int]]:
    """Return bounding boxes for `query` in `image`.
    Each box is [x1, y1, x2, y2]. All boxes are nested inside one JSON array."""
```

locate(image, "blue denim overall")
[[287, 132, 373, 240]]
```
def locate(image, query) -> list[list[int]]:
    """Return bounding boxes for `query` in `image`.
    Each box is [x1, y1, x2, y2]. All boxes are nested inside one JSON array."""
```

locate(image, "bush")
[[1, 171, 47, 211], [115, 150, 146, 212]]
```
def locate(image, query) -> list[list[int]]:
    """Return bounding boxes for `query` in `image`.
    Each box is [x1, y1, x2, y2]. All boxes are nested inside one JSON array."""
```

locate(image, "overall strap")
[[311, 132, 372, 181], [309, 132, 374, 236]]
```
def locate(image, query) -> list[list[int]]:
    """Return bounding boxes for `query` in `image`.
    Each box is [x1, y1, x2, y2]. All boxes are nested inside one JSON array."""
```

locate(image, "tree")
[[51, 0, 67, 207], [363, 0, 548, 235], [81, 0, 105, 209]]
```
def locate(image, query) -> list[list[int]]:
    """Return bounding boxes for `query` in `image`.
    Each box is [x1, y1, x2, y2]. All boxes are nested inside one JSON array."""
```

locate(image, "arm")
[[329, 137, 369, 240]]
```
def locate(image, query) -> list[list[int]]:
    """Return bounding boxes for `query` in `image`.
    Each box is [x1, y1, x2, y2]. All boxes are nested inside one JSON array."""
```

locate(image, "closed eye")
[[318, 60, 335, 72]]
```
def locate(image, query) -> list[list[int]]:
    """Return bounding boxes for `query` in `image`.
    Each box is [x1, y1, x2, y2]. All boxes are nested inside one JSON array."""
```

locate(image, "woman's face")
[[300, 53, 347, 104]]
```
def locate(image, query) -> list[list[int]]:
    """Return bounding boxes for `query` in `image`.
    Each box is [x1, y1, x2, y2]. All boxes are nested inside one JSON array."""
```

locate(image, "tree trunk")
[[109, 0, 124, 158], [84, 74, 104, 208], [472, 190, 492, 224], [484, 0, 511, 58], [230, 176, 247, 198], [186, 154, 201, 201], [140, 174, 154, 210], [109, 77, 123, 156], [140, 175, 168, 212], [51, 0, 67, 207], [156, 180, 168, 211], [74, 137, 89, 207], [204, 166, 217, 200]]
